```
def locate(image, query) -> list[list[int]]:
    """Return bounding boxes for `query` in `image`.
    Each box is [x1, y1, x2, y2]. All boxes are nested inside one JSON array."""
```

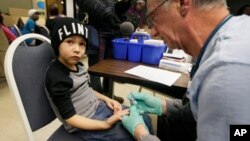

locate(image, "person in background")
[[45, 3, 65, 33], [21, 9, 40, 45], [76, 0, 121, 32], [115, 0, 133, 22], [121, 0, 250, 141], [126, 0, 147, 29], [76, 0, 132, 103], [0, 11, 16, 43], [45, 17, 153, 141], [236, 4, 250, 16]]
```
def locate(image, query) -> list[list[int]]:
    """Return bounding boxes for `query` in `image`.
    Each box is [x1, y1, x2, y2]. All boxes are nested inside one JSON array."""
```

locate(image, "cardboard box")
[[2, 14, 20, 27], [9, 7, 29, 17]]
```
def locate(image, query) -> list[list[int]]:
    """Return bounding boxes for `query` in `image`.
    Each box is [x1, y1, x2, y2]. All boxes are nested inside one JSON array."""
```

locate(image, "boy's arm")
[[94, 90, 111, 101], [66, 109, 129, 130], [65, 114, 112, 130]]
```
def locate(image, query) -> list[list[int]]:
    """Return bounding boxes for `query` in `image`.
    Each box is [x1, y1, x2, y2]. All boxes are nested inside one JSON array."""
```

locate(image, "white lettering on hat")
[[58, 28, 63, 40], [63, 25, 71, 36], [85, 27, 88, 38], [72, 23, 76, 34], [77, 23, 84, 35], [57, 22, 89, 41]]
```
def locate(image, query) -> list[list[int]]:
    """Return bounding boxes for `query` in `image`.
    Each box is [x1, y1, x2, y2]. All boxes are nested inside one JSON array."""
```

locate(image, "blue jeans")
[[73, 100, 153, 141]]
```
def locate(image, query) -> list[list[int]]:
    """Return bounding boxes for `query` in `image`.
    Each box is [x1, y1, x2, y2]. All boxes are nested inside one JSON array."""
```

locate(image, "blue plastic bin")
[[141, 44, 167, 65], [127, 42, 143, 62], [126, 32, 151, 62], [112, 38, 128, 60], [130, 32, 151, 43], [113, 33, 166, 63]]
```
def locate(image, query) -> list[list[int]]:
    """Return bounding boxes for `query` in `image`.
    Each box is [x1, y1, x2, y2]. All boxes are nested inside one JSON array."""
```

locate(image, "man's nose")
[[150, 26, 159, 37]]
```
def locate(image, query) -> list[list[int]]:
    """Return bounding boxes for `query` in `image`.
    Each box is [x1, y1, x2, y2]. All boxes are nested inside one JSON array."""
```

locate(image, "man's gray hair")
[[192, 0, 227, 8], [153, 0, 227, 9]]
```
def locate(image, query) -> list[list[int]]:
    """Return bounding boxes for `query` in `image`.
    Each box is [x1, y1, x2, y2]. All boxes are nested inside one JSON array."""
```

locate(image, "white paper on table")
[[125, 65, 181, 86]]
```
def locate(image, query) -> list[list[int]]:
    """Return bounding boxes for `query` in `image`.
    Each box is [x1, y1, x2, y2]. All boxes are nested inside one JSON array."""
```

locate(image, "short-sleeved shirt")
[[45, 59, 99, 132]]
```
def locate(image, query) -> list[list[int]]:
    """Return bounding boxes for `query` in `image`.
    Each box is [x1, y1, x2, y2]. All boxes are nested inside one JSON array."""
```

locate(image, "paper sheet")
[[125, 65, 181, 86]]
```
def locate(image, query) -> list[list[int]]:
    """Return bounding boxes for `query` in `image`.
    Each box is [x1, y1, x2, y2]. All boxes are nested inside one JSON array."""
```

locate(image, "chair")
[[10, 24, 27, 46], [12, 24, 22, 37], [4, 33, 82, 141], [34, 25, 51, 45], [38, 25, 50, 39]]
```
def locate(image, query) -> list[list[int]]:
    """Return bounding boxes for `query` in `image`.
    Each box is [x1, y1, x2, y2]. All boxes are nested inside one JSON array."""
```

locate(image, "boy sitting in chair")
[[45, 17, 153, 141]]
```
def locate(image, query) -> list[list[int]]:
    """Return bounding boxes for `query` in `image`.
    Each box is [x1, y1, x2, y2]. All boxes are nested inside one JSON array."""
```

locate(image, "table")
[[88, 59, 189, 99]]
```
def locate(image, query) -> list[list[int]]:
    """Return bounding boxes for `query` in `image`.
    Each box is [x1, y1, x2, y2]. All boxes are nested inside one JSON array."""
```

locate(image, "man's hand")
[[122, 106, 148, 136], [104, 12, 121, 29], [129, 92, 163, 116]]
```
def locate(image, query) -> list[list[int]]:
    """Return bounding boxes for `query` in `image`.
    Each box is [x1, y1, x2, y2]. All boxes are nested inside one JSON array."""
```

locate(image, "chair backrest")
[[12, 24, 22, 37], [34, 25, 51, 46], [11, 24, 29, 46], [4, 33, 56, 140], [38, 25, 51, 39]]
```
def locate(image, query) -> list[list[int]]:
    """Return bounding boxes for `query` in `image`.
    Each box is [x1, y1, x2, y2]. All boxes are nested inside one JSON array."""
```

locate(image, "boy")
[[45, 17, 152, 140]]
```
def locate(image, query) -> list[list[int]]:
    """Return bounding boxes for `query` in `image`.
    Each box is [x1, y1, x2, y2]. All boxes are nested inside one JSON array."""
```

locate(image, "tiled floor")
[[0, 57, 168, 141]]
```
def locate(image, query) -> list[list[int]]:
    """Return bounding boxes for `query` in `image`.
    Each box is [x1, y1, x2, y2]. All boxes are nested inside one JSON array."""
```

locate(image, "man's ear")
[[179, 0, 189, 16]]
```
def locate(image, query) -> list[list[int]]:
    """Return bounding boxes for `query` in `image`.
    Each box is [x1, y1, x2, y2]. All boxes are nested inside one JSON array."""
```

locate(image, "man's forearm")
[[140, 134, 161, 141], [165, 98, 195, 122], [134, 124, 160, 141]]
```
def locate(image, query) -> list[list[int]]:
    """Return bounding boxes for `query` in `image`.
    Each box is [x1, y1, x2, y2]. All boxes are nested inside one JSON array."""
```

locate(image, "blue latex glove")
[[122, 106, 148, 136], [128, 92, 162, 116]]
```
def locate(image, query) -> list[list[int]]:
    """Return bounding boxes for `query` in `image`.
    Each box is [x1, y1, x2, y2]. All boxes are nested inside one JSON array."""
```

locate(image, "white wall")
[[0, 0, 32, 14]]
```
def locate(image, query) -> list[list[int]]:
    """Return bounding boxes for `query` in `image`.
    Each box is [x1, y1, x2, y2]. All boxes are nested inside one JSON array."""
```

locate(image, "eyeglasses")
[[145, 0, 168, 27], [137, 2, 145, 5]]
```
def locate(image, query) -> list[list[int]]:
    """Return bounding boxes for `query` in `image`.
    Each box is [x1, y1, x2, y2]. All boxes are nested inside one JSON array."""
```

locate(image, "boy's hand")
[[105, 98, 122, 113], [105, 109, 129, 128]]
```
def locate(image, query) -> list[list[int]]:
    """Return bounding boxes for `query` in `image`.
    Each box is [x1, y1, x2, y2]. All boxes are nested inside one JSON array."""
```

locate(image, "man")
[[21, 9, 40, 45], [45, 3, 66, 33], [121, 0, 250, 141], [76, 0, 131, 103], [76, 0, 119, 94]]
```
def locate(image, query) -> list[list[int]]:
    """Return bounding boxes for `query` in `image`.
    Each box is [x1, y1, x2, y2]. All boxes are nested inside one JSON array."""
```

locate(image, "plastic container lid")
[[143, 39, 165, 46], [129, 39, 138, 43]]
